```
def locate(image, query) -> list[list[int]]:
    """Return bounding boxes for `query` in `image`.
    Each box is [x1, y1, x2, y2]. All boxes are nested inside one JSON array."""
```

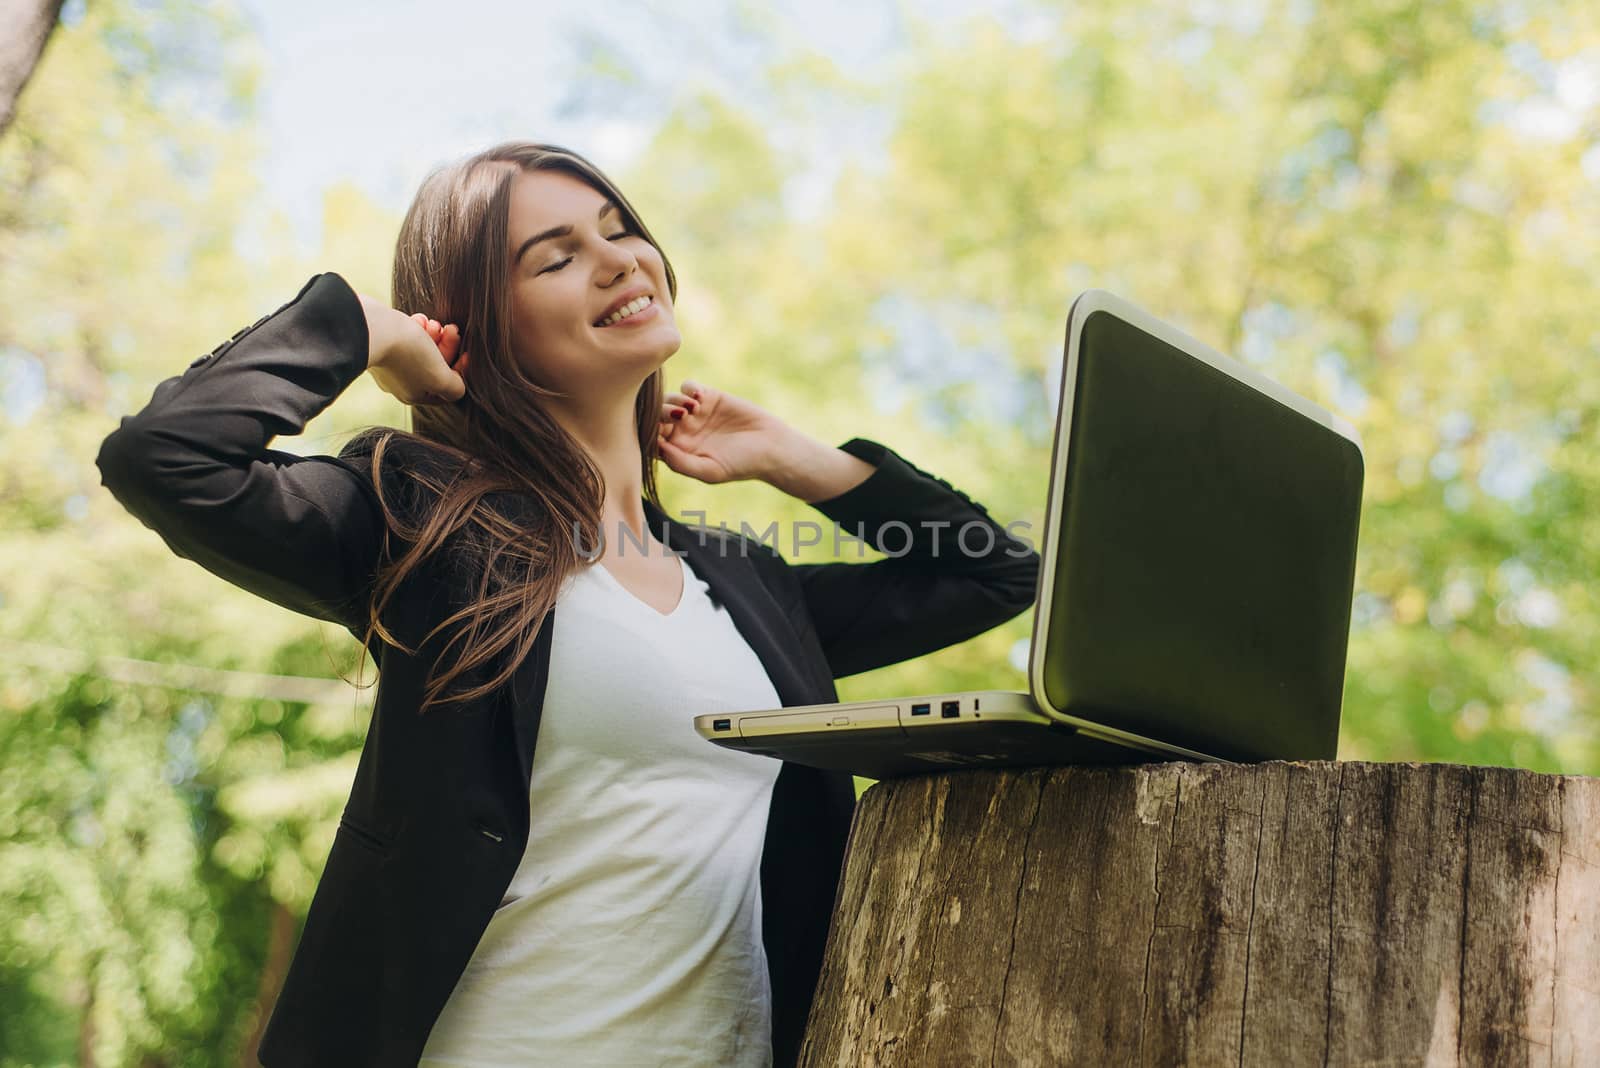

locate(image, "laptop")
[[693, 290, 1365, 778]]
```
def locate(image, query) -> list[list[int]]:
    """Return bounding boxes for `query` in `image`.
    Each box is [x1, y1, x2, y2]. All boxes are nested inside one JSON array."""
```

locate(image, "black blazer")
[[94, 272, 1040, 1067]]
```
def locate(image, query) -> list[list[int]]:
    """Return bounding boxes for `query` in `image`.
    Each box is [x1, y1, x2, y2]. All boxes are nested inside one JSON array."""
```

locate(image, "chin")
[[652, 329, 683, 362]]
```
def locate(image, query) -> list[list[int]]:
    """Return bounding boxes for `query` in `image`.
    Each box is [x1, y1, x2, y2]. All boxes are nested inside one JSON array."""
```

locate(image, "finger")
[[664, 391, 698, 411], [439, 324, 462, 362], [411, 312, 428, 327], [656, 434, 717, 480], [679, 379, 704, 399]]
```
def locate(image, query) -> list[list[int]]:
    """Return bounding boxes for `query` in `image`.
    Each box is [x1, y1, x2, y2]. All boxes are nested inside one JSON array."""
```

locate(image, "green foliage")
[[2, 0, 1597, 1061], [0, 2, 374, 1062]]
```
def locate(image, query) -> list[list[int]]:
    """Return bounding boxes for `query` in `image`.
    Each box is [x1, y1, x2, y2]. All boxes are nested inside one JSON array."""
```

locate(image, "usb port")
[[712, 718, 731, 732], [941, 700, 960, 718], [910, 703, 931, 717]]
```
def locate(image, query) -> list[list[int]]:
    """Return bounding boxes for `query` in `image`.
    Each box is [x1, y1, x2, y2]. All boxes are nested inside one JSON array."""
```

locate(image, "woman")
[[95, 142, 1039, 1067]]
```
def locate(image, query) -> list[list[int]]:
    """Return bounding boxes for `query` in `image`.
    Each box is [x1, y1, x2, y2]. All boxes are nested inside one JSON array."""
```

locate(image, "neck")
[[546, 393, 652, 557]]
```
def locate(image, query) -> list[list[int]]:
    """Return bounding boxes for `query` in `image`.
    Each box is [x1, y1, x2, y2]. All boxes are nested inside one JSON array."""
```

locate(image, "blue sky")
[[232, 0, 1000, 245], [230, 0, 1598, 252]]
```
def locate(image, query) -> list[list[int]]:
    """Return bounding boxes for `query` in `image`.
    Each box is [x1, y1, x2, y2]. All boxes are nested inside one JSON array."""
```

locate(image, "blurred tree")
[[626, 0, 1598, 772], [0, 0, 65, 137], [0, 1, 383, 1064], [4, 0, 1598, 1063]]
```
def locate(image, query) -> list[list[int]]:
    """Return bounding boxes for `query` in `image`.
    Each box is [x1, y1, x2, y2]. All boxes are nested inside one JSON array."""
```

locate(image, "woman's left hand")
[[656, 380, 791, 484]]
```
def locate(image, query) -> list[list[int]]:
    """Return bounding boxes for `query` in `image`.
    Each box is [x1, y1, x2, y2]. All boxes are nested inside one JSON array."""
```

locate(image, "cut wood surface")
[[800, 761, 1599, 1067]]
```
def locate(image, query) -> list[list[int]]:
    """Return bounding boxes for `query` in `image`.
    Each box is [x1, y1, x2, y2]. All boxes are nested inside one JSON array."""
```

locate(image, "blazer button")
[[232, 314, 267, 340]]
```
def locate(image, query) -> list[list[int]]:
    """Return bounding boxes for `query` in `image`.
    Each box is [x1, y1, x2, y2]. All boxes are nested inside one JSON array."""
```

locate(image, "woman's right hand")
[[358, 293, 468, 406]]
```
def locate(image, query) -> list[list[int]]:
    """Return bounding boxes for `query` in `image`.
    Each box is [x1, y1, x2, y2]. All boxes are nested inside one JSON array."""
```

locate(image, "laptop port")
[[712, 718, 731, 732], [941, 700, 960, 718], [910, 703, 931, 716]]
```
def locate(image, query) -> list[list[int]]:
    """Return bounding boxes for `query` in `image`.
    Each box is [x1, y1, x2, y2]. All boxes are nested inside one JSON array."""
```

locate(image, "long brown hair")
[[352, 142, 678, 714]]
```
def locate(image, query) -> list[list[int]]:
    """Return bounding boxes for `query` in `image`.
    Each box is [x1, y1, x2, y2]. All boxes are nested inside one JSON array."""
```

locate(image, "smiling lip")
[[593, 287, 653, 327], [596, 300, 660, 328]]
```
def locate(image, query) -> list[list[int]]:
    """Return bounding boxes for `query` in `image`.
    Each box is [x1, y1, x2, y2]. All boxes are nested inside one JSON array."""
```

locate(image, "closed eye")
[[538, 232, 635, 275]]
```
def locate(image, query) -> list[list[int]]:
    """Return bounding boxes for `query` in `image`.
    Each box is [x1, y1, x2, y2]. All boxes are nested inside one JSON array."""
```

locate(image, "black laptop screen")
[[1040, 309, 1364, 762]]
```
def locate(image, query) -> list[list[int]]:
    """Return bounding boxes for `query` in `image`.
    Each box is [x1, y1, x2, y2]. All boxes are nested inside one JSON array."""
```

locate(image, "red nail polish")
[[671, 409, 685, 419]]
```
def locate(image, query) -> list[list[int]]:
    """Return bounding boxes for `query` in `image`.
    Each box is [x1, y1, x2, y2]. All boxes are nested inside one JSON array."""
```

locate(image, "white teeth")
[[598, 295, 652, 326]]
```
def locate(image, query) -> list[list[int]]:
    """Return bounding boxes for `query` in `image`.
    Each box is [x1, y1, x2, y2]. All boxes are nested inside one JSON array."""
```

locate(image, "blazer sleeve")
[[777, 437, 1041, 678], [93, 272, 386, 630]]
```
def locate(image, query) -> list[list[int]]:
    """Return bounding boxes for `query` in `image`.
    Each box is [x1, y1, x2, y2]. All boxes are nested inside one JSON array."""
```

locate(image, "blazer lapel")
[[504, 497, 821, 792]]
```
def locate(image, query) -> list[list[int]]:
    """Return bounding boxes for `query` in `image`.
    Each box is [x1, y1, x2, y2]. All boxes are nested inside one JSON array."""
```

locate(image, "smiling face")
[[504, 168, 681, 397]]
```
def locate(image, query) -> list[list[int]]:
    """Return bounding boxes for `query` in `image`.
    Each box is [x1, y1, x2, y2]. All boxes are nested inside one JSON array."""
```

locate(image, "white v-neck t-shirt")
[[419, 550, 784, 1067]]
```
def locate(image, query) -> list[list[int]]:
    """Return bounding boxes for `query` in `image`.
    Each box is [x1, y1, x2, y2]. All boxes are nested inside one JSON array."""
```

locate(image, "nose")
[[599, 236, 637, 284]]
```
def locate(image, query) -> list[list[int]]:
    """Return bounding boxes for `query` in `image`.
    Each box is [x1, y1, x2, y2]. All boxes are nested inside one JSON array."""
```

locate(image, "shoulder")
[[336, 427, 471, 513], [671, 515, 802, 607], [674, 515, 786, 566], [336, 427, 551, 546], [336, 422, 467, 486], [338, 426, 464, 475]]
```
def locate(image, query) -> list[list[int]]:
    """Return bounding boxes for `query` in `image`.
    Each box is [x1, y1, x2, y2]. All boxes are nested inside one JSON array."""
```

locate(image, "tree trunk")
[[0, 0, 65, 139], [237, 899, 297, 1068], [801, 760, 1599, 1067]]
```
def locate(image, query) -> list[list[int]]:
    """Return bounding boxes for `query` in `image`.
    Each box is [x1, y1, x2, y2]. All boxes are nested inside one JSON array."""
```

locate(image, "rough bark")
[[0, 0, 66, 139], [801, 761, 1599, 1067]]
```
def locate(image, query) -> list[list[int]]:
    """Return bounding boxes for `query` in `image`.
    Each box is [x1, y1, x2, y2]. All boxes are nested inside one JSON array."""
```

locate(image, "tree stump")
[[800, 761, 1599, 1067]]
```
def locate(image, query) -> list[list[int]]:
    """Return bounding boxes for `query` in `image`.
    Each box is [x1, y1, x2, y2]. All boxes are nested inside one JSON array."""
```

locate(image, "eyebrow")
[[513, 200, 619, 265]]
